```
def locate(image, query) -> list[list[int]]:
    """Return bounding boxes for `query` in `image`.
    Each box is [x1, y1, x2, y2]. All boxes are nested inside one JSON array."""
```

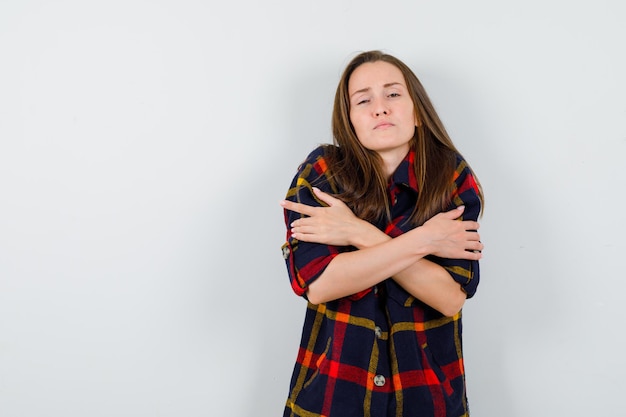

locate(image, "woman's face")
[[348, 61, 417, 163]]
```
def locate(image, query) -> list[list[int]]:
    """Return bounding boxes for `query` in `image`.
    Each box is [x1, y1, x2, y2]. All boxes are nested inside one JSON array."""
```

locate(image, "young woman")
[[279, 50, 484, 417]]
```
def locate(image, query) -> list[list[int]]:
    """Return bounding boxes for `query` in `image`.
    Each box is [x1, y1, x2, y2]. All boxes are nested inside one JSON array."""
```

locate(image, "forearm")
[[346, 221, 466, 316], [306, 230, 430, 304], [393, 259, 466, 317]]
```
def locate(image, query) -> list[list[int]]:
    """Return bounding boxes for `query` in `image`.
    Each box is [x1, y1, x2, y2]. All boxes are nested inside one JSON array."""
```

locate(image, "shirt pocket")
[[421, 342, 455, 397], [302, 336, 332, 391]]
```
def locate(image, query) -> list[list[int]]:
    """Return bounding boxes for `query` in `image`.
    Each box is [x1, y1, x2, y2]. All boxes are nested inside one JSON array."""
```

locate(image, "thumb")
[[441, 205, 465, 220]]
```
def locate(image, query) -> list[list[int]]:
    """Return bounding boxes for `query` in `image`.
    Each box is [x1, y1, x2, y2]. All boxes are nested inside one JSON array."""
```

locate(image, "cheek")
[[349, 113, 365, 134], [349, 118, 369, 145], [404, 106, 417, 126]]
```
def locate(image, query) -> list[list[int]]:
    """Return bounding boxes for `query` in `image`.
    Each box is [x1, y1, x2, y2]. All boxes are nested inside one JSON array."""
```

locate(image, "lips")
[[374, 122, 394, 129]]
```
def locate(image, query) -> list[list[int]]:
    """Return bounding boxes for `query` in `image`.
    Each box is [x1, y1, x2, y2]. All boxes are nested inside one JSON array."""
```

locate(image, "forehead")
[[348, 61, 406, 93]]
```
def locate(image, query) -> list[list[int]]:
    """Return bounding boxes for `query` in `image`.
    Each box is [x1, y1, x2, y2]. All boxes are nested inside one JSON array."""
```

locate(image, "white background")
[[1, 1, 624, 416]]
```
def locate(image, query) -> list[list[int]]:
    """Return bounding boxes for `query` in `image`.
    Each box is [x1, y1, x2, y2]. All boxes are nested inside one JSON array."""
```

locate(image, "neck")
[[379, 148, 409, 178]]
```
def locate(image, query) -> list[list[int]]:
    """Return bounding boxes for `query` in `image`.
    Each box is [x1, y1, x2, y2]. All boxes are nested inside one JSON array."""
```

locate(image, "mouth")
[[374, 122, 394, 130]]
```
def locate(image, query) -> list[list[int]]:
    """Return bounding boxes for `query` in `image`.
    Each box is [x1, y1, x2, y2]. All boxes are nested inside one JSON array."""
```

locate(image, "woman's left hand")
[[280, 187, 370, 246]]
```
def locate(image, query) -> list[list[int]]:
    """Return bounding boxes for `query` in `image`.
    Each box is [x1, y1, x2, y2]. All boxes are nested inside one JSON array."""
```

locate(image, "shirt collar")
[[389, 149, 418, 192]]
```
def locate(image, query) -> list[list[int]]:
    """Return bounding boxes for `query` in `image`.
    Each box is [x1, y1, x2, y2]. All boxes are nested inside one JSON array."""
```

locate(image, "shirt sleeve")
[[428, 156, 482, 298], [280, 147, 352, 298]]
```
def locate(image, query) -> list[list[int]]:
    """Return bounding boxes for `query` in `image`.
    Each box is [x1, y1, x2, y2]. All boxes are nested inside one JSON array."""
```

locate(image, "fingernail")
[[312, 187, 320, 193], [457, 205, 465, 210]]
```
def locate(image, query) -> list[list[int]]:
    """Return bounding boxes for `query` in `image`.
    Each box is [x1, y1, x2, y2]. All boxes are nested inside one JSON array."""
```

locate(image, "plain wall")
[[1, 1, 624, 416]]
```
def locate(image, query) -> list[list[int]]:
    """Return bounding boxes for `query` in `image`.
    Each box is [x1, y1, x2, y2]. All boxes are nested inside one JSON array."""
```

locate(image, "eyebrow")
[[350, 82, 403, 98]]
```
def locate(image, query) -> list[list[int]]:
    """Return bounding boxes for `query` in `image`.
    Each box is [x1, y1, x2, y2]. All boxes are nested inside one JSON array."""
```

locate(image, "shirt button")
[[373, 286, 378, 295], [374, 326, 382, 339], [374, 375, 386, 387]]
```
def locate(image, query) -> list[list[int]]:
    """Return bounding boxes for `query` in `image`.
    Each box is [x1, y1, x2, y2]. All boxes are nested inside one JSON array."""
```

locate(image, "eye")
[[388, 92, 400, 98], [356, 99, 370, 105]]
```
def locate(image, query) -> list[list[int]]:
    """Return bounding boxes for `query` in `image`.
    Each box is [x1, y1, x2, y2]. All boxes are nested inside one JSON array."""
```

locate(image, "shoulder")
[[299, 144, 337, 166], [453, 152, 470, 170], [290, 144, 340, 194], [452, 153, 476, 184], [296, 144, 339, 177], [450, 152, 482, 212]]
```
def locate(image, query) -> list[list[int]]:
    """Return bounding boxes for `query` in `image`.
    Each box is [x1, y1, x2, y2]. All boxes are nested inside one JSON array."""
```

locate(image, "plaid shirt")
[[281, 146, 481, 417]]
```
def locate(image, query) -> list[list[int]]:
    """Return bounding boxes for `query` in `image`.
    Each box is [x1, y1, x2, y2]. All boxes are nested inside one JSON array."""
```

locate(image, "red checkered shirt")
[[281, 145, 481, 417]]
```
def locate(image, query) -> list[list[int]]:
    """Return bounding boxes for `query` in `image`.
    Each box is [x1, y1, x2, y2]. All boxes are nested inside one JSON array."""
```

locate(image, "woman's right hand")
[[280, 187, 373, 247], [418, 206, 483, 260]]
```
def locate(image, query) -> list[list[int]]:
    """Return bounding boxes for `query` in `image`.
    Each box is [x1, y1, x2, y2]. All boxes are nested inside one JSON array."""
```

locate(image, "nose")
[[373, 99, 389, 117]]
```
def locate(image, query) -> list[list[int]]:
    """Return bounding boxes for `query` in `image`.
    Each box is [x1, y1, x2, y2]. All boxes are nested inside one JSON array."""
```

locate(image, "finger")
[[466, 240, 484, 252], [292, 217, 320, 228], [291, 224, 321, 236], [458, 248, 482, 260], [280, 199, 317, 216], [312, 187, 341, 207], [463, 229, 480, 240], [290, 230, 317, 243], [461, 221, 480, 232], [439, 205, 465, 220]]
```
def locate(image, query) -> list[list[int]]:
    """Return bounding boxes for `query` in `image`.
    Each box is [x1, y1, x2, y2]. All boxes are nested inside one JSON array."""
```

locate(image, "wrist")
[[351, 219, 389, 249], [406, 226, 434, 257]]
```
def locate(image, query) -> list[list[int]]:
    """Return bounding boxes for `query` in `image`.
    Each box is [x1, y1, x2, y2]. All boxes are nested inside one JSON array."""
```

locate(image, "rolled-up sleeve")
[[430, 157, 482, 298], [281, 147, 351, 297]]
